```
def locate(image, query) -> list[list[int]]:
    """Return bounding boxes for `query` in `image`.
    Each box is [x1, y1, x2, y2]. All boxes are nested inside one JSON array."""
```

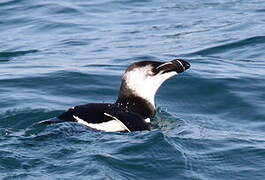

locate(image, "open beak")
[[154, 59, 191, 74]]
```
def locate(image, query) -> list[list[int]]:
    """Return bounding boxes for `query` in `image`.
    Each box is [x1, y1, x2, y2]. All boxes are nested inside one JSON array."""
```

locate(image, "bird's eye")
[[151, 68, 160, 75]]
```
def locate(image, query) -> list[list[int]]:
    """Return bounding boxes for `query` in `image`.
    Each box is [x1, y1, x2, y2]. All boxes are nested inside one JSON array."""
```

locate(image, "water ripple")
[[190, 36, 265, 56], [0, 50, 38, 61], [1, 0, 265, 179]]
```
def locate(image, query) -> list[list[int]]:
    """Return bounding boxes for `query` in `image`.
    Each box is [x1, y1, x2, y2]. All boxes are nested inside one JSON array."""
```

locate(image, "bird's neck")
[[116, 81, 156, 118], [115, 96, 156, 119]]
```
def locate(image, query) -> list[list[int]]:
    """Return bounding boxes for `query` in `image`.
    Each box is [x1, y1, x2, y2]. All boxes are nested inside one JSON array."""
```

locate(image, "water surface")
[[1, 0, 265, 179]]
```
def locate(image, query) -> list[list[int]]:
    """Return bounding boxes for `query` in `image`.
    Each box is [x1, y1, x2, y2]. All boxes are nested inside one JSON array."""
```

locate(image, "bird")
[[40, 59, 190, 132]]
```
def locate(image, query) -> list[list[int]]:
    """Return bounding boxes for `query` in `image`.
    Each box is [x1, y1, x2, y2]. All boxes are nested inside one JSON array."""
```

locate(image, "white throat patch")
[[123, 66, 177, 107]]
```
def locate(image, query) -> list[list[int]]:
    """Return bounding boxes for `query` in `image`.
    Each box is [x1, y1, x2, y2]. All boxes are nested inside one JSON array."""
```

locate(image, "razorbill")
[[40, 59, 190, 132]]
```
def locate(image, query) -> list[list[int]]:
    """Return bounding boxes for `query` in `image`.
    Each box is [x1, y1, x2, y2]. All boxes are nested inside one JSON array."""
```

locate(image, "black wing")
[[41, 103, 150, 132], [58, 103, 113, 123]]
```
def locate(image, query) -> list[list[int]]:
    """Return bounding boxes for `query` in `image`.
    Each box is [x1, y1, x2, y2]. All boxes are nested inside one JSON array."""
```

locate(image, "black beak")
[[171, 59, 191, 73], [153, 59, 191, 74]]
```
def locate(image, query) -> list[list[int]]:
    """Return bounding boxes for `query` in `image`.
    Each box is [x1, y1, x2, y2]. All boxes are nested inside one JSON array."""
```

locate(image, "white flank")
[[104, 113, 131, 132], [124, 66, 177, 107], [73, 115, 129, 132], [145, 118, 151, 123]]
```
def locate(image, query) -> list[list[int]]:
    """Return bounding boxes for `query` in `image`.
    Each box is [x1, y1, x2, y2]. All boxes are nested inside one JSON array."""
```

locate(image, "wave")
[[0, 50, 38, 61], [189, 36, 265, 56]]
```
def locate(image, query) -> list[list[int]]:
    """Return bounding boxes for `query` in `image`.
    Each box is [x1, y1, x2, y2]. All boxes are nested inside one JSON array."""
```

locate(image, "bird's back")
[[57, 103, 150, 132]]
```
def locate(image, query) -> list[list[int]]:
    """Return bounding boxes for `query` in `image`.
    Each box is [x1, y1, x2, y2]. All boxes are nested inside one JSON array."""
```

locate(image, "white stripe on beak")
[[175, 60, 185, 72]]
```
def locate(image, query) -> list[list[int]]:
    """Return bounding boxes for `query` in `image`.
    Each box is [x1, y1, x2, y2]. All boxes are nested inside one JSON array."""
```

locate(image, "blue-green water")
[[1, 0, 265, 179]]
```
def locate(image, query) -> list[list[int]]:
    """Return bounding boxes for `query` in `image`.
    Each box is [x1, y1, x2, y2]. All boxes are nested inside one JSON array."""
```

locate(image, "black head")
[[125, 59, 190, 75], [116, 59, 191, 118]]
